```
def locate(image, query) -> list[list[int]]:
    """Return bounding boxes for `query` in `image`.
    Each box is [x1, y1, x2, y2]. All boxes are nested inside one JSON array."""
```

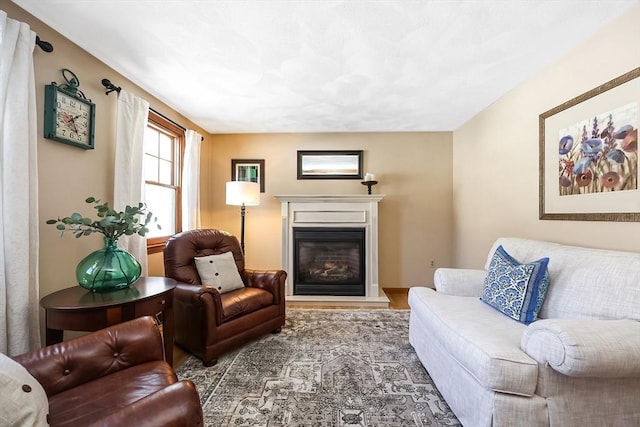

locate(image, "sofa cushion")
[[409, 286, 538, 396], [220, 287, 274, 322], [194, 251, 245, 294], [481, 245, 549, 324], [0, 353, 49, 427]]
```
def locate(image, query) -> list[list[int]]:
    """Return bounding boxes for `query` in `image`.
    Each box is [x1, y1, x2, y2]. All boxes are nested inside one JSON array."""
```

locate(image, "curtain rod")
[[150, 108, 204, 141], [149, 107, 186, 132], [101, 78, 203, 140]]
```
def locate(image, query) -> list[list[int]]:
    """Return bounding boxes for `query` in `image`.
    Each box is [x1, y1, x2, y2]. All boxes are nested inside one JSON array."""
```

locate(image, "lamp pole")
[[226, 181, 260, 257], [239, 203, 247, 254]]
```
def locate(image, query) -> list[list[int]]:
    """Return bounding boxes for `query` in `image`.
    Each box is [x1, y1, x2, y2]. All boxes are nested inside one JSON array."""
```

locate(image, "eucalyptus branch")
[[46, 196, 159, 240]]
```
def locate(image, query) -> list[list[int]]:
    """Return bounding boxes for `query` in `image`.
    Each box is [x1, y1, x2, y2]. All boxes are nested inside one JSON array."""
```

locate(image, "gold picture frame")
[[539, 67, 640, 222]]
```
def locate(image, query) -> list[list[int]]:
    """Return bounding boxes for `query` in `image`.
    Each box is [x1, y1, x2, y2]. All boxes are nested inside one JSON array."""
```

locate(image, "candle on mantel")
[[364, 173, 376, 182]]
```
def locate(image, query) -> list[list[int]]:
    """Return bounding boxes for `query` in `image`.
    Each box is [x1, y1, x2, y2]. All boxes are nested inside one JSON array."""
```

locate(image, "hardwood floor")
[[172, 288, 410, 369], [382, 287, 410, 310], [173, 343, 190, 369]]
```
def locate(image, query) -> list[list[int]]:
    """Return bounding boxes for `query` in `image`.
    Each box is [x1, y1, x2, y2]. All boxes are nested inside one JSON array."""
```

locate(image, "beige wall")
[[452, 4, 640, 268], [19, 0, 639, 300], [202, 132, 453, 290], [3, 4, 209, 302], [6, 3, 454, 317]]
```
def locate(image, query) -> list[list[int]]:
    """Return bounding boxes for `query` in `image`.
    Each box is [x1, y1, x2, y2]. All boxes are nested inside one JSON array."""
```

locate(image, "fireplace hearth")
[[293, 227, 365, 296]]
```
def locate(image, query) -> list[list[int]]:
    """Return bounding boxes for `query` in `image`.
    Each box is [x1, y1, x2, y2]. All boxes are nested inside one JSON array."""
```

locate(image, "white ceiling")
[[13, 0, 639, 134]]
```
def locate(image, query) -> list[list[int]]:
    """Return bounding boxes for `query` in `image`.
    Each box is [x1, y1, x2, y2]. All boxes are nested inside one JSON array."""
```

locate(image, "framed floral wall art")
[[539, 67, 640, 221]]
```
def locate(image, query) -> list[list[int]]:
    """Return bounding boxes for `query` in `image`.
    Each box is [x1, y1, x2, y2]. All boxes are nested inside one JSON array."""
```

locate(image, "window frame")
[[145, 111, 184, 254]]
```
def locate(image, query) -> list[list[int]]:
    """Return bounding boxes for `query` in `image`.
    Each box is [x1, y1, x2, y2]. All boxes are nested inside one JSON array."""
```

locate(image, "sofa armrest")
[[13, 316, 164, 397], [521, 319, 640, 378], [242, 269, 287, 305], [86, 380, 203, 427], [434, 268, 487, 296]]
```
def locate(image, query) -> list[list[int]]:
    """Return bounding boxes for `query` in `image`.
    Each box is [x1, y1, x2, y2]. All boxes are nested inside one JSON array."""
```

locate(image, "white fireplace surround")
[[275, 194, 389, 307]]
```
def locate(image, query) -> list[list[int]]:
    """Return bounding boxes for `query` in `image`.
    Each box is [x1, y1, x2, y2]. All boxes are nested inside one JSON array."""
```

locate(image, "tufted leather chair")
[[13, 316, 203, 427], [163, 229, 287, 366]]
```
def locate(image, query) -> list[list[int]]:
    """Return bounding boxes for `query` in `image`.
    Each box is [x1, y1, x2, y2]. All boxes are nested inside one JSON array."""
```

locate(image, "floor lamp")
[[225, 181, 260, 254]]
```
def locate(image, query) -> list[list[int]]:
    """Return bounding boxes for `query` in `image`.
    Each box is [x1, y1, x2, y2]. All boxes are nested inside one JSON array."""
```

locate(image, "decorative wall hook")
[[51, 69, 90, 101]]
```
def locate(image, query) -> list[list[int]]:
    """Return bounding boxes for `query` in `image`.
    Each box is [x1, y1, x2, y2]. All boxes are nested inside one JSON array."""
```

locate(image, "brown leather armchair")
[[164, 229, 286, 366], [13, 316, 203, 427]]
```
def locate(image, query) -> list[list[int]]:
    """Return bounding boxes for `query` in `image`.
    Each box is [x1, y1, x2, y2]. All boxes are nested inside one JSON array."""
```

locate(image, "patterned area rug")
[[177, 309, 461, 426]]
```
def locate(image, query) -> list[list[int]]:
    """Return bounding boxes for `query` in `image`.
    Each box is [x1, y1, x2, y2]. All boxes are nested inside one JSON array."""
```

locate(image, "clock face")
[[55, 91, 91, 144], [44, 83, 95, 149]]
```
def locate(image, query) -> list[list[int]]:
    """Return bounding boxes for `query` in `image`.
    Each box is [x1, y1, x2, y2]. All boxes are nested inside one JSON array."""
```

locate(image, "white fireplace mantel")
[[275, 194, 389, 307]]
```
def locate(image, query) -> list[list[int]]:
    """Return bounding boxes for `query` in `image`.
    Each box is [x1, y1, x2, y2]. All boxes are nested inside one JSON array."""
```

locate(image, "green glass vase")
[[76, 237, 141, 292]]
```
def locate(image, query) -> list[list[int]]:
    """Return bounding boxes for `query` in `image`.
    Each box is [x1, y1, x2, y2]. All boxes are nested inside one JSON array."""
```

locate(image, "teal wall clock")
[[44, 69, 96, 149]]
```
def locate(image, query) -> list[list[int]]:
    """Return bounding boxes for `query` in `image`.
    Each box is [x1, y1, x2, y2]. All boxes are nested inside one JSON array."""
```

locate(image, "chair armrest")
[[174, 282, 223, 329], [86, 380, 203, 427], [521, 319, 640, 378], [434, 268, 487, 296], [13, 316, 164, 397], [174, 282, 221, 306], [242, 269, 287, 305]]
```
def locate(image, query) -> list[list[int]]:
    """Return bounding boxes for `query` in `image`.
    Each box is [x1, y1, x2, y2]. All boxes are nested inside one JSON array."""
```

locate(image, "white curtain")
[[114, 90, 150, 275], [182, 130, 202, 230], [0, 11, 40, 355]]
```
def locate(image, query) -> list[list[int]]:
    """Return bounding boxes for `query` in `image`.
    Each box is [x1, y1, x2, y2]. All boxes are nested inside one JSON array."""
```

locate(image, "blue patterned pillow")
[[480, 245, 550, 324]]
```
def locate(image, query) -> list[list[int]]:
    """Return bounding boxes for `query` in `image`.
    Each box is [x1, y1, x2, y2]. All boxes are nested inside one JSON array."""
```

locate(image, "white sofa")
[[408, 237, 640, 427]]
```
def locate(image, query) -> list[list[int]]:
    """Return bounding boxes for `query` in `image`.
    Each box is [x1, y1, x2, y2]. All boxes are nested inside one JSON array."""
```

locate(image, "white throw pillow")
[[194, 251, 245, 293], [0, 353, 49, 426]]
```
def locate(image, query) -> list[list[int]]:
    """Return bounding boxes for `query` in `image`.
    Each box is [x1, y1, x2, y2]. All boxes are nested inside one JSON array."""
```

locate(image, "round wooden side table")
[[40, 276, 176, 365]]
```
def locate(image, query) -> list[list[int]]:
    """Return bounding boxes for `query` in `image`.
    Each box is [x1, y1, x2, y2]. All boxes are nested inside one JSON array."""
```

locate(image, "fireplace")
[[275, 194, 388, 307], [293, 227, 365, 296]]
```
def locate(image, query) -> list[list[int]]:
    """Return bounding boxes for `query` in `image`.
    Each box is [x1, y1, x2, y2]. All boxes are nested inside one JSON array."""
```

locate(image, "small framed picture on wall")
[[231, 159, 265, 192]]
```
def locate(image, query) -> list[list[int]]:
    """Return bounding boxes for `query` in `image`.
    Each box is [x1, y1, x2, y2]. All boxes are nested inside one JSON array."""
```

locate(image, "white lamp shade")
[[226, 181, 260, 206]]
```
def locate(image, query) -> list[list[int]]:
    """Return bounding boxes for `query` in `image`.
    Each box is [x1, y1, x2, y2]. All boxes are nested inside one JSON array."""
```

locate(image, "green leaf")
[[103, 216, 117, 224], [56, 224, 66, 230], [85, 196, 96, 203]]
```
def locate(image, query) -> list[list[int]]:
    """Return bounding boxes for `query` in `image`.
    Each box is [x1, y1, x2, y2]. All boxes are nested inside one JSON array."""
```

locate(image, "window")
[[144, 111, 184, 254]]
